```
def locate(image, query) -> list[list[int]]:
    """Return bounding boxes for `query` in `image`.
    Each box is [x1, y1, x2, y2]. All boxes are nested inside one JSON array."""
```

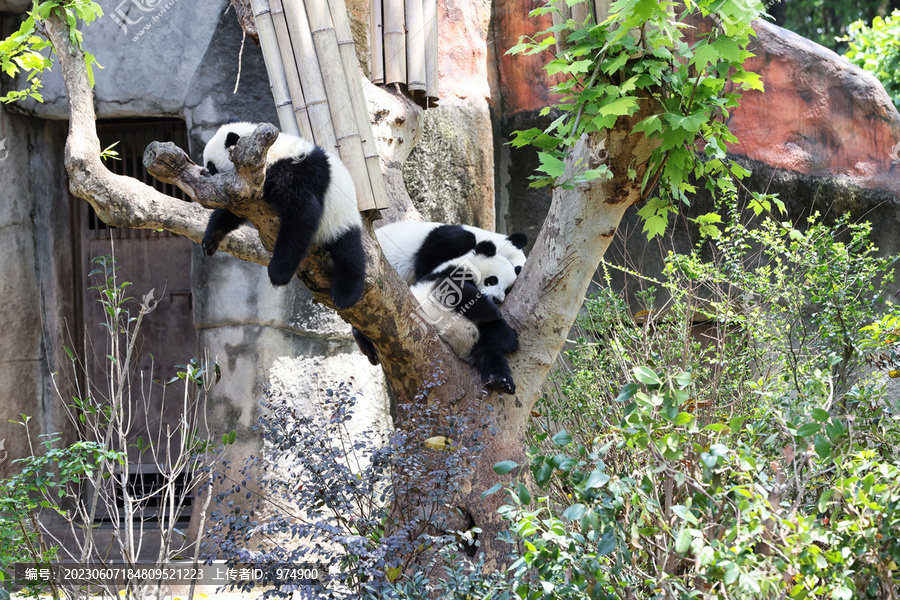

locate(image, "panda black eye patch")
[[485, 276, 499, 286]]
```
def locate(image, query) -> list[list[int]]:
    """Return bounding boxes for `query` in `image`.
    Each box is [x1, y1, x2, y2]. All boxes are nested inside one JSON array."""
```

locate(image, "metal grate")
[[95, 470, 194, 523], [88, 119, 191, 238]]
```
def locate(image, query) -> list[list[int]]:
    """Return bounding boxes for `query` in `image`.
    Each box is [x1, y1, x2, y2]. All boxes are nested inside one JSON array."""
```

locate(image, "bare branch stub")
[[143, 123, 277, 214]]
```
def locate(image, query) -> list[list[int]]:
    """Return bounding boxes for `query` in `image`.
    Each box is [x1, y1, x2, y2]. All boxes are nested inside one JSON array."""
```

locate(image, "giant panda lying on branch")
[[196, 123, 528, 392]]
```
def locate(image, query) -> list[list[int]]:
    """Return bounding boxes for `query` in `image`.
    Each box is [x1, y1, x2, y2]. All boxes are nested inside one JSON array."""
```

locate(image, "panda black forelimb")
[[202, 208, 247, 256], [467, 320, 518, 394]]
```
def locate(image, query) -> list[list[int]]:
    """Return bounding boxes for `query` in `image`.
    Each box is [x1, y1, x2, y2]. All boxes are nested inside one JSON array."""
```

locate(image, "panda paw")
[[267, 264, 296, 286], [329, 279, 364, 309], [485, 374, 516, 395], [201, 236, 219, 256]]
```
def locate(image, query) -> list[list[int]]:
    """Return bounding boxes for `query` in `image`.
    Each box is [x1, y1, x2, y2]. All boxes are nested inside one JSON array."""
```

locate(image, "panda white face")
[[203, 122, 257, 175], [465, 250, 518, 304], [202, 122, 314, 175]]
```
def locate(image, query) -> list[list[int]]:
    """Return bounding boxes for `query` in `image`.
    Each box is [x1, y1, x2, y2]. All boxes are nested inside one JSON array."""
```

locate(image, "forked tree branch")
[[44, 9, 461, 406]]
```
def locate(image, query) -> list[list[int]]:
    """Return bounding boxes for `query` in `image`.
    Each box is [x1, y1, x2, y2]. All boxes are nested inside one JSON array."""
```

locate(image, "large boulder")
[[729, 20, 900, 196]]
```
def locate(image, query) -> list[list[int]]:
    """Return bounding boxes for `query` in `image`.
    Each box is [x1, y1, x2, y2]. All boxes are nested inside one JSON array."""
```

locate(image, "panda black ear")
[[508, 232, 528, 249], [475, 240, 497, 257], [206, 161, 218, 175], [224, 132, 241, 148]]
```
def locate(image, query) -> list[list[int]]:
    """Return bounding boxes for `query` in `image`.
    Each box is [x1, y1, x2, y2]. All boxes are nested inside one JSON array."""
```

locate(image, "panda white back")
[[375, 222, 528, 285], [202, 122, 359, 244], [375, 222, 441, 283], [314, 149, 360, 245]]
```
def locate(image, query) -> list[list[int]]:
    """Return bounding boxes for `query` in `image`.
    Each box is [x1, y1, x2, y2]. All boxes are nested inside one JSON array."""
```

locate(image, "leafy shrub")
[[0, 432, 123, 599], [205, 374, 492, 599], [1, 256, 226, 600], [842, 10, 900, 110], [495, 211, 900, 598]]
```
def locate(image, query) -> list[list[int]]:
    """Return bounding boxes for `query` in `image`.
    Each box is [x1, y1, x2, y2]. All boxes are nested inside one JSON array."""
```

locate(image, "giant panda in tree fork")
[[201, 122, 365, 309]]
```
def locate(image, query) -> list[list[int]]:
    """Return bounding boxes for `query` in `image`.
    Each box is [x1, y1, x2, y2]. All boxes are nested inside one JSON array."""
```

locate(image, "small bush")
[[496, 211, 900, 598], [206, 374, 492, 599]]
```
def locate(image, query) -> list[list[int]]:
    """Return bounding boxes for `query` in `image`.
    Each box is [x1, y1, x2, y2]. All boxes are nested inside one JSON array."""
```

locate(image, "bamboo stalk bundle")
[[423, 0, 438, 101], [382, 0, 406, 84], [404, 0, 426, 91], [370, 0, 384, 84], [249, 0, 301, 135], [269, 0, 315, 140], [282, 0, 337, 151], [369, 0, 438, 105], [327, 0, 391, 208], [301, 0, 379, 211]]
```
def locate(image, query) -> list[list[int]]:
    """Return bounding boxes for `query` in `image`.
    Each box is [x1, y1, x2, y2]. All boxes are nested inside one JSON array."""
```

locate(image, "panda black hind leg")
[[468, 319, 519, 394], [324, 226, 366, 309], [202, 209, 246, 256]]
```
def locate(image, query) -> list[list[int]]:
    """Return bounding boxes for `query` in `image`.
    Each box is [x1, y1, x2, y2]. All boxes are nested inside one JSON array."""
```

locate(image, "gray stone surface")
[[495, 110, 554, 244], [0, 0, 29, 13], [403, 98, 495, 229], [15, 0, 231, 119], [0, 113, 73, 476]]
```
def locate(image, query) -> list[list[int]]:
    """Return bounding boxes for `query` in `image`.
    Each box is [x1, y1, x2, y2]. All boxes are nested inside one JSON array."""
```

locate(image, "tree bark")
[[45, 6, 659, 565]]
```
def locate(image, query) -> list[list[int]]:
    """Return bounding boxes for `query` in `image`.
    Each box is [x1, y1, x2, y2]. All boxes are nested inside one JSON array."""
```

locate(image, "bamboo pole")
[[249, 0, 301, 135], [282, 0, 337, 151], [383, 0, 406, 84], [370, 0, 385, 84], [423, 0, 438, 102], [404, 0, 426, 91], [594, 0, 609, 24], [302, 0, 378, 211], [270, 0, 315, 140], [571, 0, 591, 27], [328, 0, 390, 208]]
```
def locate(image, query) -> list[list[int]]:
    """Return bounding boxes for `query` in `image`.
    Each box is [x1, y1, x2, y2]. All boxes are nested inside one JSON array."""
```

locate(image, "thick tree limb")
[[45, 9, 464, 407], [506, 100, 660, 413]]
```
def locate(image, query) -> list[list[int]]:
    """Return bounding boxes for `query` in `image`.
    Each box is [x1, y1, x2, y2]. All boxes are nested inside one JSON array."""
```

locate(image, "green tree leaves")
[[0, 1, 104, 104], [508, 0, 769, 238]]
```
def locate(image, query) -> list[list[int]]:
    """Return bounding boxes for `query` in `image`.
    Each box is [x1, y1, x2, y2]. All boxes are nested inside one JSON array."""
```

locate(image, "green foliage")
[[494, 210, 900, 598], [0, 430, 123, 598], [781, 0, 896, 52], [3, 256, 223, 597], [842, 9, 900, 110], [0, 1, 103, 104], [507, 0, 765, 239]]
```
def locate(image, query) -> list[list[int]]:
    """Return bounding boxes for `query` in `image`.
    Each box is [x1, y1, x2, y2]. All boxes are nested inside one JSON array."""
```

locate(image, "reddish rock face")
[[436, 0, 493, 101], [728, 20, 900, 195], [489, 11, 900, 197], [489, 0, 561, 114]]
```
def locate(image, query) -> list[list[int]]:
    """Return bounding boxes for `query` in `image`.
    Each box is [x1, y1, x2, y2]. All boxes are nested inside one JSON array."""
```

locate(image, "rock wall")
[[0, 112, 73, 477]]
